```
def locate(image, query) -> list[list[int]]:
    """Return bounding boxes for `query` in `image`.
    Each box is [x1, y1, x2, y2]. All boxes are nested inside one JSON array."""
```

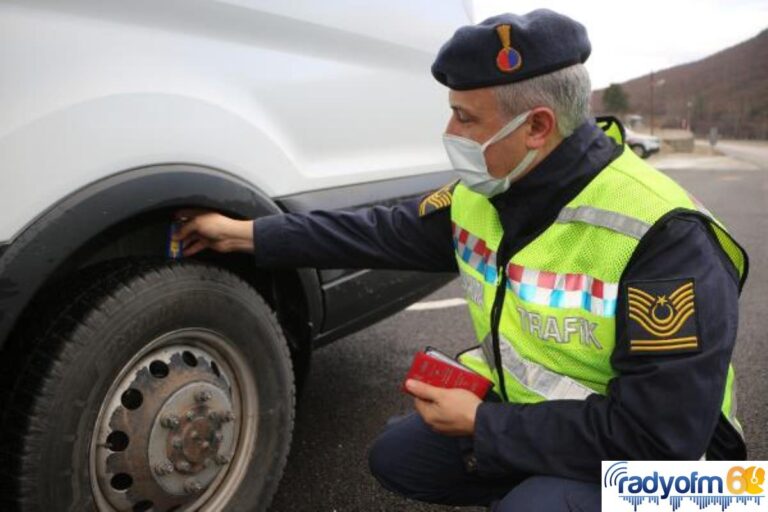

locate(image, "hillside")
[[592, 28, 768, 139]]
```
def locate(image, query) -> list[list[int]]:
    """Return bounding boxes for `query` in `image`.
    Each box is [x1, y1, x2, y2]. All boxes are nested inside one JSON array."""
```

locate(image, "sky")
[[470, 0, 768, 89]]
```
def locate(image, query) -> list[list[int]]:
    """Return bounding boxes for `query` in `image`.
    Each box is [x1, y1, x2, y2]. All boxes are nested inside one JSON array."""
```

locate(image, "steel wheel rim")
[[89, 328, 259, 511]]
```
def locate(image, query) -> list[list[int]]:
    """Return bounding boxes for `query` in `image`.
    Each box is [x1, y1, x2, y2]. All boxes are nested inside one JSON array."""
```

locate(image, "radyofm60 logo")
[[602, 461, 767, 511]]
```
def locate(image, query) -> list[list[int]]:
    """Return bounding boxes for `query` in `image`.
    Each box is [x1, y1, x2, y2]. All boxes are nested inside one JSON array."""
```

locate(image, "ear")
[[524, 107, 557, 149]]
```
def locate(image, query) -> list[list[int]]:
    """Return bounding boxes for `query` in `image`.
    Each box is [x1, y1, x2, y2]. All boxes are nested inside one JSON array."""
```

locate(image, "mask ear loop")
[[481, 110, 532, 152], [505, 146, 539, 183]]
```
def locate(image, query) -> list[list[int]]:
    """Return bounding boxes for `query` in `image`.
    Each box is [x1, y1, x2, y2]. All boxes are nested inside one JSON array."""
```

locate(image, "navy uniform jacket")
[[252, 121, 746, 480]]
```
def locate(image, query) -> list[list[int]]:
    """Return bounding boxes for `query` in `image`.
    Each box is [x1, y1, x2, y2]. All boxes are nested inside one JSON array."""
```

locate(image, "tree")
[[603, 83, 630, 114]]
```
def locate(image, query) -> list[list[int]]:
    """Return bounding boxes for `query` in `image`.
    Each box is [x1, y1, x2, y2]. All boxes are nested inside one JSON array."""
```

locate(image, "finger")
[[405, 379, 441, 402], [413, 399, 446, 433], [180, 234, 201, 250], [176, 218, 200, 240], [183, 239, 208, 257], [211, 240, 234, 254], [179, 232, 196, 244], [183, 241, 206, 257]]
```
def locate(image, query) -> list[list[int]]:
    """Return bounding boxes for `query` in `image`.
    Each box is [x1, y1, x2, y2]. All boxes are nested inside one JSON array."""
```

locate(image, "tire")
[[630, 144, 648, 159], [0, 260, 294, 512]]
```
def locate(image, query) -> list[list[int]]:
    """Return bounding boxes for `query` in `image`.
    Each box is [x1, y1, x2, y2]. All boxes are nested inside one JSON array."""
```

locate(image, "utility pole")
[[648, 73, 665, 136], [686, 100, 693, 132]]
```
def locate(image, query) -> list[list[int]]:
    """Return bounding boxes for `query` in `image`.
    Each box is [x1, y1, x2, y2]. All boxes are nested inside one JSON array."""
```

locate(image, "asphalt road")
[[269, 160, 768, 512]]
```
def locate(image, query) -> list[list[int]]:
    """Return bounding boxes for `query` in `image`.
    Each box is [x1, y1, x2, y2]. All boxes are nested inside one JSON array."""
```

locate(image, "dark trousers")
[[368, 413, 600, 512]]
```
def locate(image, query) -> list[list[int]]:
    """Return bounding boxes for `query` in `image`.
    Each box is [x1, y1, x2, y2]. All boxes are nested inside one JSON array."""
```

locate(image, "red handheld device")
[[402, 347, 493, 399]]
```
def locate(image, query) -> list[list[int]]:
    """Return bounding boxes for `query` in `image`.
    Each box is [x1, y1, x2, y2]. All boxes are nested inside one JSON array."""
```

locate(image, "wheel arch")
[[0, 163, 323, 356]]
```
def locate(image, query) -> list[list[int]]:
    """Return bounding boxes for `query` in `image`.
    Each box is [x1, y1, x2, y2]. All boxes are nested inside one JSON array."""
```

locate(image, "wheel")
[[0, 261, 294, 512], [630, 144, 648, 159]]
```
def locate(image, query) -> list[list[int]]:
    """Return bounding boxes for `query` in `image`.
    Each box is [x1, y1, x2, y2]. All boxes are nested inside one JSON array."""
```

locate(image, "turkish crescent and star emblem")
[[627, 279, 700, 354], [495, 24, 522, 73]]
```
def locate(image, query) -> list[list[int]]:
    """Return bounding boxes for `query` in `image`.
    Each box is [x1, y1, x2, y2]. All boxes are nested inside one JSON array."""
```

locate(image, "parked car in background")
[[0, 1, 468, 510], [625, 127, 661, 158]]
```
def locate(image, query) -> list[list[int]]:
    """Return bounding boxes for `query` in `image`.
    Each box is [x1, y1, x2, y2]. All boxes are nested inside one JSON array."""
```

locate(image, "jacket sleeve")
[[472, 215, 742, 481], [251, 195, 457, 272]]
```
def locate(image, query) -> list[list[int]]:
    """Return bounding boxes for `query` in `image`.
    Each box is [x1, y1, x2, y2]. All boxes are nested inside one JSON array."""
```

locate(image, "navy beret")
[[431, 9, 591, 90]]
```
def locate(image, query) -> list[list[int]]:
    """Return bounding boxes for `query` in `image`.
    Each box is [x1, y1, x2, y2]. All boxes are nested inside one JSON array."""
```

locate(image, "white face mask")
[[442, 110, 538, 197]]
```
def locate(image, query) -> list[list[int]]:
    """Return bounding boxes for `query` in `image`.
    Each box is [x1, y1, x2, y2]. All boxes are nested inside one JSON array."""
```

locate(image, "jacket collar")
[[489, 119, 622, 261]]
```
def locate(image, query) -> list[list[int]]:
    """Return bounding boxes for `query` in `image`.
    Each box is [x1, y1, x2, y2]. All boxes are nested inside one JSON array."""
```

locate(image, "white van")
[[0, 1, 469, 510]]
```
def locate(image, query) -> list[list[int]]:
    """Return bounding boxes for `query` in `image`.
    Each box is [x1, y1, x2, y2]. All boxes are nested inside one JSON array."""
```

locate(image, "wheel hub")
[[148, 381, 235, 495], [93, 344, 242, 511]]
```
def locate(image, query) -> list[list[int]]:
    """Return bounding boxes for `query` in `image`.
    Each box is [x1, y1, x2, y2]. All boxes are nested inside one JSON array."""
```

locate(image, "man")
[[176, 9, 748, 511]]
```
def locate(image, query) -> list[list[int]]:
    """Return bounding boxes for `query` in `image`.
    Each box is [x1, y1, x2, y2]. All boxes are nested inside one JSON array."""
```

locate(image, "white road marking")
[[406, 298, 467, 311]]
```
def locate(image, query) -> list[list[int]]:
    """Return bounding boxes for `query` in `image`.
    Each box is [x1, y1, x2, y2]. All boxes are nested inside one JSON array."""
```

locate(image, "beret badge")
[[495, 24, 522, 73]]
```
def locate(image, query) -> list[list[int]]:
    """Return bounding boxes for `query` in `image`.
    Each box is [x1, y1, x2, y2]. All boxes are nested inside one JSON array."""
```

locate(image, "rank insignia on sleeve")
[[418, 180, 457, 217], [625, 278, 700, 355]]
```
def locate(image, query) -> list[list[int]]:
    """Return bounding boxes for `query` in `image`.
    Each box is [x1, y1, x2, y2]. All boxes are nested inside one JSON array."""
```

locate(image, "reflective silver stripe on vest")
[[471, 341, 745, 440], [728, 379, 744, 439], [459, 267, 485, 308], [556, 206, 651, 240], [477, 336, 596, 401]]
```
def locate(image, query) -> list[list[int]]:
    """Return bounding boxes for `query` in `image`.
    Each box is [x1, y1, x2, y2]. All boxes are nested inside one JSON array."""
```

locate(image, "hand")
[[405, 379, 482, 436], [173, 209, 255, 256]]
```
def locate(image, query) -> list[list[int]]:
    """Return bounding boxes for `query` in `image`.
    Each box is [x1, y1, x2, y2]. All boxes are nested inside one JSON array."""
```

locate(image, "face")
[[445, 88, 559, 179]]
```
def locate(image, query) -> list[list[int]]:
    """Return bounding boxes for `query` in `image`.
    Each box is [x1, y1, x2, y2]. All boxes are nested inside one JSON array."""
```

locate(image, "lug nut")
[[184, 479, 203, 494], [186, 410, 196, 421], [160, 414, 180, 430], [214, 431, 224, 443], [154, 461, 175, 476], [195, 390, 212, 403], [215, 454, 230, 466], [172, 437, 183, 450], [175, 460, 192, 473]]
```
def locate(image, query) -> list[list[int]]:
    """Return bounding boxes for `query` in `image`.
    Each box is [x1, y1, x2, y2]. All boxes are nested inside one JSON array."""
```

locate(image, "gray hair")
[[493, 64, 592, 138]]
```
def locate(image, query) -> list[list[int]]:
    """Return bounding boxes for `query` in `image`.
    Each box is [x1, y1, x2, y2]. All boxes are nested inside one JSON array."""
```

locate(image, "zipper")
[[480, 137, 623, 402], [490, 262, 509, 402]]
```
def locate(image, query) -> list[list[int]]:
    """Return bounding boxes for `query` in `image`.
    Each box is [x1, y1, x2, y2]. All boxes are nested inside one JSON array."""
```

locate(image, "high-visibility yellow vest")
[[452, 119, 747, 434]]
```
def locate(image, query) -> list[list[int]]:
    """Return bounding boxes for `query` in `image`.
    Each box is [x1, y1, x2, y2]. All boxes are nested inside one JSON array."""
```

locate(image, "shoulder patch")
[[418, 180, 458, 217], [625, 278, 700, 356]]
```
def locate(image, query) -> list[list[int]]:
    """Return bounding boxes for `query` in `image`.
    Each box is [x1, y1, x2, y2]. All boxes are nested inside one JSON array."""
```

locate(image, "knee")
[[367, 428, 403, 493], [369, 413, 480, 505], [368, 414, 448, 499]]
